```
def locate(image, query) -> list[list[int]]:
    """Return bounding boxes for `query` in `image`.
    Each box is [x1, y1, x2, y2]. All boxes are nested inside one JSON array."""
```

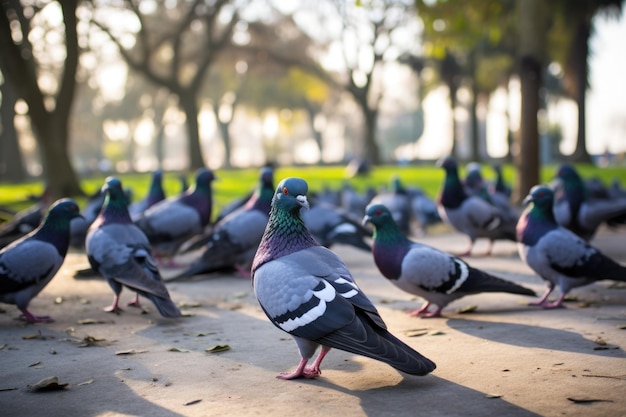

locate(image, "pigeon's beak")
[[522, 195, 532, 206], [296, 195, 309, 210], [361, 215, 371, 227]]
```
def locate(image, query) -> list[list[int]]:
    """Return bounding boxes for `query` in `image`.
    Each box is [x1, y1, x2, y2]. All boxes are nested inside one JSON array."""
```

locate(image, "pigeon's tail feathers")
[[462, 270, 536, 296], [145, 294, 182, 318], [601, 259, 626, 282], [318, 310, 435, 376]]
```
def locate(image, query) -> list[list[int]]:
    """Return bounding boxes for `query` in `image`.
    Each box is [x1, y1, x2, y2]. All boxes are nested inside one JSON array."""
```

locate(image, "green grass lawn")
[[1, 163, 625, 220]]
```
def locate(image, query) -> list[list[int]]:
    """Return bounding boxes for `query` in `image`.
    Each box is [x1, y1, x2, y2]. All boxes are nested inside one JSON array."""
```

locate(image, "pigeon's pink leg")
[[483, 240, 494, 257], [407, 302, 431, 316], [457, 240, 474, 257], [104, 295, 122, 313], [419, 306, 444, 318], [277, 358, 309, 380], [20, 308, 53, 323], [234, 264, 252, 278], [529, 284, 554, 307], [541, 293, 566, 309], [127, 294, 141, 308], [303, 346, 331, 378]]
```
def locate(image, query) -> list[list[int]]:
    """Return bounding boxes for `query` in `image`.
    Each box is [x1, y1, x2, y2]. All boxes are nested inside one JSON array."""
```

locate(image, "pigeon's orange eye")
[[282, 187, 289, 195]]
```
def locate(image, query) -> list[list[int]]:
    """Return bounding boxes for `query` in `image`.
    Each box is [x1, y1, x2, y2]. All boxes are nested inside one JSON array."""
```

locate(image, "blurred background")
[[1, 0, 625, 199]]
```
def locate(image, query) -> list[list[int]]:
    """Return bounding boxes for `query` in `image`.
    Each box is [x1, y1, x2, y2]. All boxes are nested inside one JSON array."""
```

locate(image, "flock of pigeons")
[[1, 157, 625, 380]]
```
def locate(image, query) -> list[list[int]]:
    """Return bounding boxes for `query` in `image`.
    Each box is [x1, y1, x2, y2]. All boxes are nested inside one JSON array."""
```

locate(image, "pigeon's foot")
[[407, 303, 431, 316], [541, 302, 566, 309], [20, 310, 54, 323], [103, 305, 122, 314], [127, 294, 141, 308], [303, 366, 322, 378]]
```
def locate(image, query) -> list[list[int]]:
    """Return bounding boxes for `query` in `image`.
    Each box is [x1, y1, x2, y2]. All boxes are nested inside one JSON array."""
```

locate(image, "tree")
[[91, 0, 239, 170], [549, 0, 624, 163], [515, 0, 546, 203], [0, 0, 83, 197], [0, 74, 26, 181]]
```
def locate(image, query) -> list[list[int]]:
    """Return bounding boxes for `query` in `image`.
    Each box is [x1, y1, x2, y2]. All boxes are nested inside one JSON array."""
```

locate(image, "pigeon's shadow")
[[313, 374, 541, 417], [446, 317, 625, 356]]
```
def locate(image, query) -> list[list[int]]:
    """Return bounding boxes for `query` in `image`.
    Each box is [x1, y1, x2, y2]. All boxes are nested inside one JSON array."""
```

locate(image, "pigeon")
[[516, 185, 626, 309], [437, 156, 517, 256], [135, 168, 216, 266], [301, 202, 372, 252], [552, 164, 626, 240], [363, 204, 535, 317], [86, 177, 181, 317], [0, 186, 52, 248], [0, 199, 82, 322], [169, 167, 274, 280], [369, 176, 412, 235], [129, 170, 166, 220], [408, 188, 441, 236], [492, 164, 512, 198], [252, 177, 436, 380]]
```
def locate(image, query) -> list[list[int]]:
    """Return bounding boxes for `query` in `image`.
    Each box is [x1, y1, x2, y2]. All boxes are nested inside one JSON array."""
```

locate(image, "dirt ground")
[[1, 229, 625, 417]]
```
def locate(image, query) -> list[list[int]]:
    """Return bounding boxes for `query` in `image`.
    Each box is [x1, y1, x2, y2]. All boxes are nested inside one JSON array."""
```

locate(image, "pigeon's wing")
[[401, 244, 470, 294], [533, 229, 603, 278], [254, 246, 384, 341], [463, 197, 502, 230], [0, 239, 61, 293], [138, 200, 202, 240]]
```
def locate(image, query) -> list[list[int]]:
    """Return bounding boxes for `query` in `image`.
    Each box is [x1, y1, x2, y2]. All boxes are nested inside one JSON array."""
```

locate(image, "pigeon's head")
[[555, 163, 584, 190], [273, 177, 310, 212], [436, 156, 458, 173], [260, 166, 274, 185], [523, 185, 554, 210], [102, 177, 131, 205], [193, 168, 216, 190], [362, 204, 394, 228], [46, 198, 82, 222]]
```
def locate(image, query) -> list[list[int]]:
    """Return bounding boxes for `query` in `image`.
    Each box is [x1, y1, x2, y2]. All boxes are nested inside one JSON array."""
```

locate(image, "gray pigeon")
[[135, 168, 215, 266], [363, 204, 535, 317], [0, 186, 52, 249], [301, 202, 372, 252], [0, 199, 82, 322], [517, 185, 626, 309], [129, 169, 166, 220], [86, 177, 181, 317], [169, 167, 274, 280], [369, 176, 412, 235], [252, 177, 436, 380], [437, 156, 516, 256], [553, 164, 626, 240]]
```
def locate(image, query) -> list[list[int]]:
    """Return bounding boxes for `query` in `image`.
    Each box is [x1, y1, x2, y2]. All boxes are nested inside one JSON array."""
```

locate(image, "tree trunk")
[[304, 104, 323, 158], [36, 115, 83, 197], [515, 0, 545, 204], [569, 22, 592, 163], [448, 83, 459, 159], [468, 81, 480, 162], [0, 79, 26, 181], [211, 104, 232, 168], [360, 104, 380, 165], [179, 92, 206, 170]]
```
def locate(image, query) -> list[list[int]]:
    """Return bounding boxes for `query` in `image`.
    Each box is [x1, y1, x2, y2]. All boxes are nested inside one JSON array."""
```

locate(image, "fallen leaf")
[[205, 345, 230, 353], [617, 324, 626, 330], [0, 387, 17, 392], [184, 399, 202, 406], [78, 335, 107, 347], [22, 331, 48, 340], [28, 376, 68, 392], [168, 347, 191, 353], [28, 361, 41, 368], [178, 301, 202, 309], [594, 337, 607, 346], [485, 393, 502, 399], [77, 318, 109, 325], [54, 297, 63, 305], [77, 378, 94, 386], [429, 330, 445, 336], [405, 329, 429, 337], [567, 397, 613, 404], [457, 305, 478, 314], [115, 349, 148, 356]]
